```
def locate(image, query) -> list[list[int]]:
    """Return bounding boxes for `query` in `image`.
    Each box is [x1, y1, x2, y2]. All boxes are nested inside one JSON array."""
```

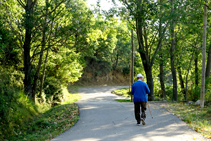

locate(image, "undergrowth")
[[161, 102, 211, 139], [1, 85, 81, 141]]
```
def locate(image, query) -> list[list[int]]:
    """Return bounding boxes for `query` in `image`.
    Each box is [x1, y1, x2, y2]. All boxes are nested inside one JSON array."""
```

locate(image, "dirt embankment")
[[73, 70, 130, 86]]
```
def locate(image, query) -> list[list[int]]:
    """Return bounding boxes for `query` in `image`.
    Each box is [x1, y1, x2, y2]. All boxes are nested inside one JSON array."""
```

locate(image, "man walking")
[[131, 73, 150, 125]]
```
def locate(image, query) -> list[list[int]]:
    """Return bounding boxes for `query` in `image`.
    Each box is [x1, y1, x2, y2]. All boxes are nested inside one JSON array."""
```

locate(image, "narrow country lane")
[[51, 86, 207, 141]]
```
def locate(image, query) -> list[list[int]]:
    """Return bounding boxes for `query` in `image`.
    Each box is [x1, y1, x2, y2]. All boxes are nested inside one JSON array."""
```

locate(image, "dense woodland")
[[1, 0, 211, 139]]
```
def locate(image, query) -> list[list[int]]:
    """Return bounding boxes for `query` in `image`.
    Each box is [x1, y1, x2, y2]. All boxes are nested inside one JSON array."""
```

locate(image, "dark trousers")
[[134, 102, 147, 123]]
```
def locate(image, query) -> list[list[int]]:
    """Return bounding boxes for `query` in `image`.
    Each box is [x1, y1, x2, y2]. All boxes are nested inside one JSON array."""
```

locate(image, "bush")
[[0, 84, 38, 139], [165, 85, 173, 101], [187, 86, 200, 101], [205, 77, 211, 102], [0, 68, 38, 139]]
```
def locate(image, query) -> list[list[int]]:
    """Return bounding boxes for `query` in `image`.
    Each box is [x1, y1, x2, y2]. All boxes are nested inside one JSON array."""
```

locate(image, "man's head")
[[137, 73, 144, 81]]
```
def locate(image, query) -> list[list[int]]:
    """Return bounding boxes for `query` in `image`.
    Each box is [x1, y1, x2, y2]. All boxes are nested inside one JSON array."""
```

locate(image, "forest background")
[[1, 0, 211, 140]]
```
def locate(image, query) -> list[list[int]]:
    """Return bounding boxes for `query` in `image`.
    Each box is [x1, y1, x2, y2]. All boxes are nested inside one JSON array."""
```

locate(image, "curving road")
[[51, 86, 207, 141]]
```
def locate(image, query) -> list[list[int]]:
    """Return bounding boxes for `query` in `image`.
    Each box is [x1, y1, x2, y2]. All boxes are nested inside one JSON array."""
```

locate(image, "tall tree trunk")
[[141, 60, 154, 101], [113, 53, 119, 70], [21, 0, 36, 99], [159, 54, 166, 99], [158, 0, 166, 99], [39, 18, 52, 101], [206, 44, 211, 78], [185, 53, 194, 101], [135, 0, 154, 100], [32, 0, 48, 102], [130, 29, 134, 102], [200, 1, 207, 108], [23, 26, 32, 99], [31, 28, 45, 102], [170, 0, 177, 101], [39, 48, 49, 100], [135, 0, 167, 101], [195, 51, 199, 87], [177, 66, 185, 97]]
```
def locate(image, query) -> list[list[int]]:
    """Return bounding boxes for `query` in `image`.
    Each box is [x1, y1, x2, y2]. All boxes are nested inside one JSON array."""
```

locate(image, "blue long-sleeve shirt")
[[131, 80, 150, 102]]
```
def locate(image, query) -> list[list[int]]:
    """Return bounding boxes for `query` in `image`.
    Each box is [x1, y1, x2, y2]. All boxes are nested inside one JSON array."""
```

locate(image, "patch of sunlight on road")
[[81, 106, 98, 110], [78, 138, 99, 141]]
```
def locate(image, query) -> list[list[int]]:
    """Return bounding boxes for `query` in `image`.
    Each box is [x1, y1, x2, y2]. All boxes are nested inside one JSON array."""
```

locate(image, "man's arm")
[[145, 84, 150, 94]]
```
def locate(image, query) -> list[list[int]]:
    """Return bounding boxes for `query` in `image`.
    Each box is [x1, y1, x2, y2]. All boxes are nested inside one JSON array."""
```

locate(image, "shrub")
[[0, 68, 38, 139], [0, 85, 38, 139]]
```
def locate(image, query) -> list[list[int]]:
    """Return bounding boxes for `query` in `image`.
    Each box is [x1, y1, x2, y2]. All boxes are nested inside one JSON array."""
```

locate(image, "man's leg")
[[140, 102, 147, 125], [134, 102, 141, 124], [140, 102, 147, 119]]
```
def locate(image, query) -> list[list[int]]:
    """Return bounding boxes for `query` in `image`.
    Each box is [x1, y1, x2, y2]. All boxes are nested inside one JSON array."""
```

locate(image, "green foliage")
[[165, 85, 173, 101], [205, 77, 211, 102], [111, 88, 131, 97], [188, 86, 200, 102], [84, 57, 112, 77], [115, 99, 131, 102], [1, 85, 80, 140], [0, 20, 20, 67], [7, 103, 79, 141], [0, 70, 38, 139], [163, 102, 211, 138], [43, 76, 63, 103]]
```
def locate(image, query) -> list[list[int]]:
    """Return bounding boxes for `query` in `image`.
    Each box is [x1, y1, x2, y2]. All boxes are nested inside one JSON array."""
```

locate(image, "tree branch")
[[17, 0, 26, 8], [150, 23, 168, 66]]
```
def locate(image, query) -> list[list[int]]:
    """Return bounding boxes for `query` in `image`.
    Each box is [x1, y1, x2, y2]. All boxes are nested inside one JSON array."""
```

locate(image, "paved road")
[[52, 86, 207, 141]]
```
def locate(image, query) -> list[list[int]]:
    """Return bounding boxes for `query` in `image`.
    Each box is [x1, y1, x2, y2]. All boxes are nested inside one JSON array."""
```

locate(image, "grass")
[[111, 88, 131, 97], [162, 102, 211, 139], [6, 86, 81, 141], [111, 88, 132, 102], [115, 99, 131, 102]]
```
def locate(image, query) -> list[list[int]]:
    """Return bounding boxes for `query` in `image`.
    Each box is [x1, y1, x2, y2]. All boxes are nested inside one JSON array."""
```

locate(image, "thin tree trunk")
[[177, 66, 185, 97], [200, 1, 207, 108], [31, 26, 46, 102], [185, 53, 194, 101], [206, 44, 211, 78], [195, 51, 199, 87], [113, 54, 119, 70], [39, 48, 49, 100], [39, 18, 52, 101], [130, 29, 134, 102], [160, 54, 166, 99], [32, 0, 48, 102], [170, 0, 177, 101], [131, 29, 134, 84], [158, 0, 166, 99]]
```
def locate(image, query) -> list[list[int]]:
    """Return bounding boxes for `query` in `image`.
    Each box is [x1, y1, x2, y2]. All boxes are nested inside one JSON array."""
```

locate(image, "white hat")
[[137, 73, 144, 78]]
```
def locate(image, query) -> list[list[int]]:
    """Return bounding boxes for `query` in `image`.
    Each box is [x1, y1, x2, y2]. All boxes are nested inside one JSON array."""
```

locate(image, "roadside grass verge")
[[111, 88, 132, 102], [115, 99, 131, 102], [7, 86, 81, 141], [161, 102, 211, 139], [111, 88, 131, 97]]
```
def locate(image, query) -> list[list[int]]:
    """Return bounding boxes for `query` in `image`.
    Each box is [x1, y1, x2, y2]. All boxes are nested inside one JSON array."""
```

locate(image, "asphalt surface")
[[51, 86, 208, 141]]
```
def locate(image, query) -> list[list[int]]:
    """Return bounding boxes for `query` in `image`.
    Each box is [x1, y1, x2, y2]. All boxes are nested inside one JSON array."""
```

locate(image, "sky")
[[86, 0, 122, 11]]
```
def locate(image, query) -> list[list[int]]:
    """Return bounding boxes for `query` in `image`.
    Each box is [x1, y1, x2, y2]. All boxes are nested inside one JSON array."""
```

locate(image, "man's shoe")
[[141, 118, 145, 125]]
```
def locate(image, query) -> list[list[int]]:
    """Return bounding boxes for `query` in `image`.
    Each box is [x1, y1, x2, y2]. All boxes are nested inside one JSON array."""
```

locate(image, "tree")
[[119, 0, 168, 100], [16, 0, 37, 99], [200, 0, 208, 108]]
